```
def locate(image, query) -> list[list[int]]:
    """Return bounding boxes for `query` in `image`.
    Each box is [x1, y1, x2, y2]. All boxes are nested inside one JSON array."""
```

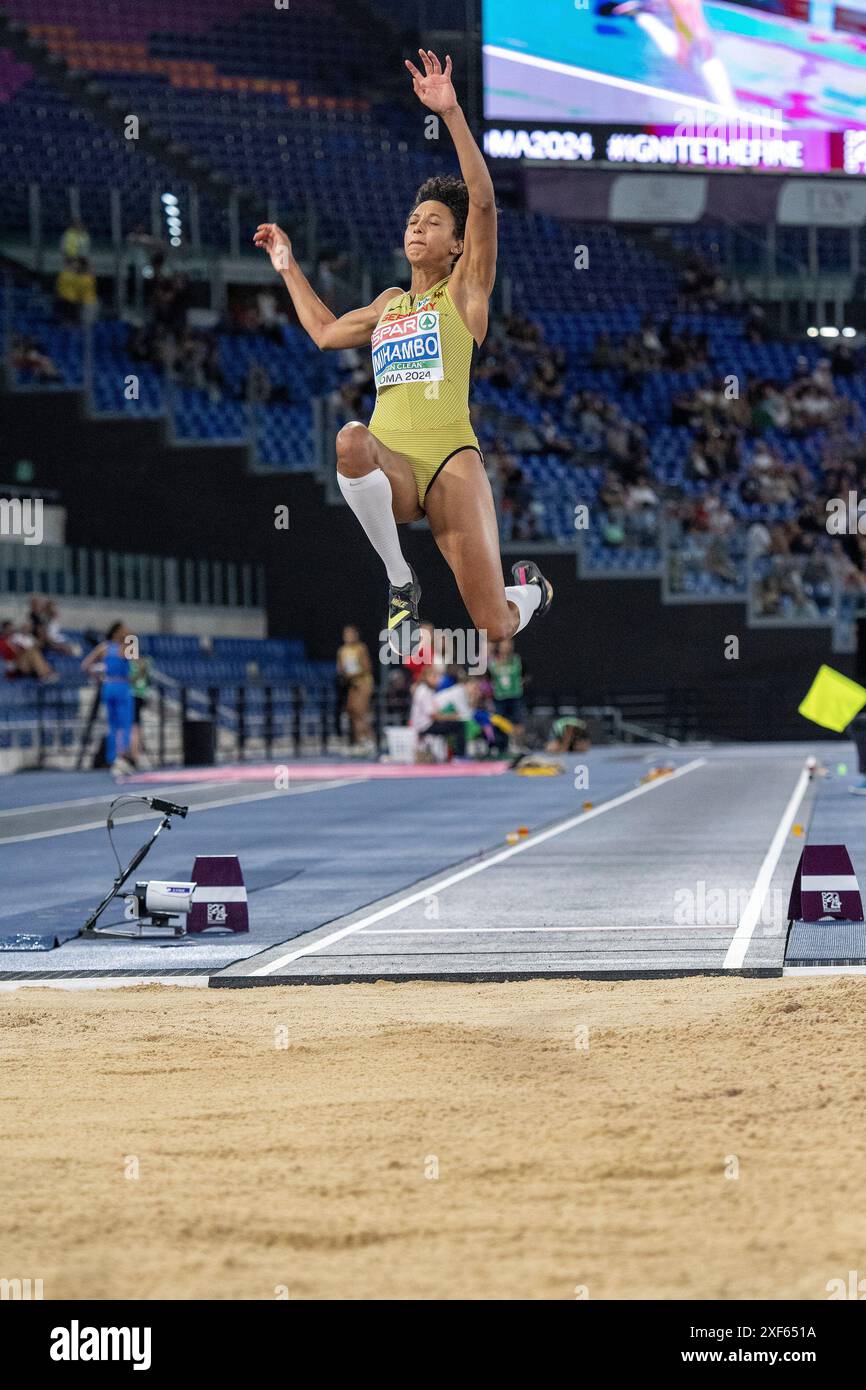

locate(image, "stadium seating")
[[1, 0, 862, 606]]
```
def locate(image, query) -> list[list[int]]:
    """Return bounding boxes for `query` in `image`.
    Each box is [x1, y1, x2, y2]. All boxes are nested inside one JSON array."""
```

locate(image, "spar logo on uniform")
[[372, 309, 444, 389]]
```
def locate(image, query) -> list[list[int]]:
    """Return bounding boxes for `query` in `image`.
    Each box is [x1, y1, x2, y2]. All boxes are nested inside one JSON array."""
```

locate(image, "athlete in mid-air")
[[254, 49, 552, 657]]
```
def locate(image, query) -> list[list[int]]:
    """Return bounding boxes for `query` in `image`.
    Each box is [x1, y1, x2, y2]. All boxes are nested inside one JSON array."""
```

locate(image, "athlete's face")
[[404, 201, 462, 271]]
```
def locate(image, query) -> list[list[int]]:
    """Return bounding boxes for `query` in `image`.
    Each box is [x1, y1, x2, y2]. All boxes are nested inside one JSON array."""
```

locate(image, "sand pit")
[[2, 974, 865, 1300]]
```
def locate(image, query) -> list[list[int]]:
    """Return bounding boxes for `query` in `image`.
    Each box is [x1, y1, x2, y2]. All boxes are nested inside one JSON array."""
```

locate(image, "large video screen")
[[483, 0, 866, 172]]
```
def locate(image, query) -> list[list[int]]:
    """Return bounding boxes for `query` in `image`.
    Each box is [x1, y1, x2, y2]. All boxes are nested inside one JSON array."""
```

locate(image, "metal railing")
[[0, 542, 264, 608]]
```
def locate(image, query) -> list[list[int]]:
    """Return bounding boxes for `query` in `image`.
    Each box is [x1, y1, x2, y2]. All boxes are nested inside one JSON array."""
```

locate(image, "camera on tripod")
[[123, 880, 197, 936]]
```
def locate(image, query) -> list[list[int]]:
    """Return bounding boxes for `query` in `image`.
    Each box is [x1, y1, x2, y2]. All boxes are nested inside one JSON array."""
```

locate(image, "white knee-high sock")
[[636, 13, 679, 59], [504, 583, 541, 634], [337, 468, 412, 587], [701, 56, 735, 110]]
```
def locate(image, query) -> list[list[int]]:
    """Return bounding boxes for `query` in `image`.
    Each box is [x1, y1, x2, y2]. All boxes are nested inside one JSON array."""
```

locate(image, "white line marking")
[[801, 875, 858, 890], [0, 976, 210, 991], [362, 925, 737, 934], [251, 759, 707, 975], [783, 965, 866, 976], [0, 779, 358, 846], [0, 781, 229, 819], [484, 44, 774, 124], [724, 764, 811, 970]]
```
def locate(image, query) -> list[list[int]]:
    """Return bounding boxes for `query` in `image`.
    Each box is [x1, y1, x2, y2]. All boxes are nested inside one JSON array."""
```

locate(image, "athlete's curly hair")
[[409, 174, 469, 253]]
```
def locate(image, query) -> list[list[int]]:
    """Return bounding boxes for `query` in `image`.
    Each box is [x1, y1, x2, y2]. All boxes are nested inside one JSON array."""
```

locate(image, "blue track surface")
[[2, 745, 863, 978], [0, 754, 646, 971]]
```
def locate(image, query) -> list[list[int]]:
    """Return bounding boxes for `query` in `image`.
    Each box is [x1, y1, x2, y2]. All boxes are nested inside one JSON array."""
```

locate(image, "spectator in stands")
[[489, 638, 525, 743], [409, 665, 466, 757], [245, 358, 272, 404], [744, 301, 768, 344], [640, 314, 663, 361], [460, 676, 510, 756], [679, 252, 727, 310], [590, 332, 614, 368], [11, 334, 60, 382], [0, 621, 16, 680], [55, 257, 98, 324], [404, 621, 450, 690], [336, 624, 374, 752], [256, 289, 287, 343], [177, 331, 208, 392], [830, 341, 858, 379], [125, 227, 165, 307], [129, 652, 154, 768], [528, 359, 564, 405], [0, 618, 57, 680], [510, 414, 543, 453], [150, 268, 188, 339], [315, 252, 352, 315], [546, 713, 590, 754], [500, 461, 533, 542], [60, 217, 90, 262], [26, 594, 50, 650], [538, 410, 574, 459], [624, 474, 660, 544]]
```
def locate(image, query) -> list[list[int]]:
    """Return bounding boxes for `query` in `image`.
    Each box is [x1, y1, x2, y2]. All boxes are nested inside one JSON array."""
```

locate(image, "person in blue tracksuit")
[[81, 621, 135, 772]]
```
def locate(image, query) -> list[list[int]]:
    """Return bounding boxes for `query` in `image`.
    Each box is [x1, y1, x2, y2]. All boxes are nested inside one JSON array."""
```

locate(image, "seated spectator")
[[640, 315, 662, 359], [0, 619, 57, 680], [538, 411, 573, 458], [11, 334, 60, 382], [41, 600, 79, 657], [590, 332, 614, 368], [510, 417, 542, 453], [409, 666, 466, 756], [245, 358, 272, 404], [500, 462, 532, 541], [529, 359, 564, 404], [624, 475, 660, 543]]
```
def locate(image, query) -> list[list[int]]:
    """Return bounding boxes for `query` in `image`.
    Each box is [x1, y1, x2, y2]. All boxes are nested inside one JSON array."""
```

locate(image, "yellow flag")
[[798, 665, 866, 733]]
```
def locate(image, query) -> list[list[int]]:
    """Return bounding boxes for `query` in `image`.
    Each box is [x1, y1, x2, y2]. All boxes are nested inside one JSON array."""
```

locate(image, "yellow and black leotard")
[[368, 275, 482, 509]]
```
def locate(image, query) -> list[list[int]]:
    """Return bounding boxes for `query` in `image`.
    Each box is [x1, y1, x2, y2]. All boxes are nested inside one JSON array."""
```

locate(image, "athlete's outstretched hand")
[[405, 50, 457, 115], [253, 222, 292, 273]]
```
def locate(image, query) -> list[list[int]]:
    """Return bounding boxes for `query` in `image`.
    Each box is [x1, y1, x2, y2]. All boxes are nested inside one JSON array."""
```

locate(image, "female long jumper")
[[255, 51, 553, 656]]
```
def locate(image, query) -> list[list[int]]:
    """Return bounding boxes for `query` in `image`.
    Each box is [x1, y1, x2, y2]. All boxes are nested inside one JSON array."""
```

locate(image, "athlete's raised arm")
[[405, 50, 496, 340], [253, 223, 399, 350]]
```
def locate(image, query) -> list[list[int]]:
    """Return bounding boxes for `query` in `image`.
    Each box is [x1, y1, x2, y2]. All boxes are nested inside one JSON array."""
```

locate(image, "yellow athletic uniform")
[[368, 275, 482, 508]]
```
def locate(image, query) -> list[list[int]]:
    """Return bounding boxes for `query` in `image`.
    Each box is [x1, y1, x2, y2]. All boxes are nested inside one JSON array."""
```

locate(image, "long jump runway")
[[2, 743, 854, 987], [216, 745, 817, 985]]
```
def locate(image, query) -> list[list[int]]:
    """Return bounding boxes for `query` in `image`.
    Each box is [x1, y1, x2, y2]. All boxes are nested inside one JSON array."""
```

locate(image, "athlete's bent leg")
[[425, 449, 543, 642], [335, 422, 424, 655], [335, 422, 422, 585]]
